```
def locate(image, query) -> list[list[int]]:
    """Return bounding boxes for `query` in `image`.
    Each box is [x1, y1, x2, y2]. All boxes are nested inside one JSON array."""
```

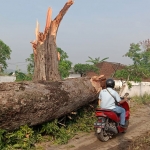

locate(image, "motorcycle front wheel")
[[96, 128, 109, 142]]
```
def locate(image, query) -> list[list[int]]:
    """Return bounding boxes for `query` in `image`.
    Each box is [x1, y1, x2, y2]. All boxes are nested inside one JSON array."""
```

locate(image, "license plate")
[[94, 122, 105, 127]]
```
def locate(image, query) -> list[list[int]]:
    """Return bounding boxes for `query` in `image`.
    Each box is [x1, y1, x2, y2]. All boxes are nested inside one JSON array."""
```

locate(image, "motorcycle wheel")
[[96, 128, 109, 142], [123, 120, 129, 133]]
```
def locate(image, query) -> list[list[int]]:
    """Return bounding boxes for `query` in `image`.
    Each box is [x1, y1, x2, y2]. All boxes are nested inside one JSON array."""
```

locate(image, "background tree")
[[0, 40, 12, 72], [74, 63, 99, 77], [57, 47, 72, 79], [26, 54, 34, 74], [140, 39, 150, 51], [86, 56, 109, 65], [115, 42, 150, 82], [9, 70, 32, 81]]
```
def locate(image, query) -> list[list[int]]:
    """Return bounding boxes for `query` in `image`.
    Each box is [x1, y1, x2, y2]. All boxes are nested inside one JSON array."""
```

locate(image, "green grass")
[[132, 93, 150, 105]]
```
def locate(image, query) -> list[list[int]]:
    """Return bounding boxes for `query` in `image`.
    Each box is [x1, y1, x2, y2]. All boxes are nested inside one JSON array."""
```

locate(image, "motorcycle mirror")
[[124, 93, 129, 97]]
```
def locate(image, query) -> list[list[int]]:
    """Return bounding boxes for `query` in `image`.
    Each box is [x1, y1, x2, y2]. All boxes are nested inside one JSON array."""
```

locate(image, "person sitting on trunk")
[[98, 78, 127, 128]]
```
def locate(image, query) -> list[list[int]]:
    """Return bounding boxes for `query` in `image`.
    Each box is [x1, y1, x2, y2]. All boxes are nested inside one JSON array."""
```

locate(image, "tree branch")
[[44, 7, 52, 37], [51, 0, 74, 35]]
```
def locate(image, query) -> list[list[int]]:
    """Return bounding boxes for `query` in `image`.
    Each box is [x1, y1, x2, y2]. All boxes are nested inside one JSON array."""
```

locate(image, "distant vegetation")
[[115, 40, 150, 82], [0, 39, 12, 72]]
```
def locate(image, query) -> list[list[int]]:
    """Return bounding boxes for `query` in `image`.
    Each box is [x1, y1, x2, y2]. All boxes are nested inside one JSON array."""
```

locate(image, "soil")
[[38, 103, 150, 150]]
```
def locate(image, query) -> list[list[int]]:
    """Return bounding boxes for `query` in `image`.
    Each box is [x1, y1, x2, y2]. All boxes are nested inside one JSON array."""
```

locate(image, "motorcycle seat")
[[96, 108, 113, 112], [96, 108, 121, 116]]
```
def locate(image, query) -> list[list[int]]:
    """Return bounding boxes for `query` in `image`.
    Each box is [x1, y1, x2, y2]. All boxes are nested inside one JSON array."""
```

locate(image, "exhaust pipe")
[[108, 126, 118, 134]]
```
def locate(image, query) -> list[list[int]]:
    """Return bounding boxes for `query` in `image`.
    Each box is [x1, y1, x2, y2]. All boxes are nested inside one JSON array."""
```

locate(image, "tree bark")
[[0, 76, 106, 131], [31, 0, 74, 81]]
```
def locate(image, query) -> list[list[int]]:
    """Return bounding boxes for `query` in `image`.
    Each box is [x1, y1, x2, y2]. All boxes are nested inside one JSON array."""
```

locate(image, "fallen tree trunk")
[[0, 76, 105, 131]]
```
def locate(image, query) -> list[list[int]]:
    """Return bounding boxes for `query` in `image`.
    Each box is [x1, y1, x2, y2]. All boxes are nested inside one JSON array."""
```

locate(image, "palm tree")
[[86, 56, 109, 65]]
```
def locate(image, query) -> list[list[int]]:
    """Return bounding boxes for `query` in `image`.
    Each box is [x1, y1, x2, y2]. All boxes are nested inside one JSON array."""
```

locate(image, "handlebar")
[[120, 93, 130, 100]]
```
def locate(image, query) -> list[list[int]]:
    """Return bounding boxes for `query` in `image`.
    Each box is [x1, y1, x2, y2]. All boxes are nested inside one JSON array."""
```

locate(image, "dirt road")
[[46, 104, 150, 150]]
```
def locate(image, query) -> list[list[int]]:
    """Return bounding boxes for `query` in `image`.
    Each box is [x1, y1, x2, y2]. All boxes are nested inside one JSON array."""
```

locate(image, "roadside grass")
[[130, 93, 150, 113], [128, 94, 150, 150], [132, 93, 150, 105]]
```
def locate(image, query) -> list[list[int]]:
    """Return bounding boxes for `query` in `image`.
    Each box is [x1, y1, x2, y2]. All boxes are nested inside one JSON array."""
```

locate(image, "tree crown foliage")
[[0, 40, 12, 71], [115, 42, 150, 82], [57, 48, 72, 79], [86, 56, 109, 64], [74, 63, 99, 76], [26, 53, 34, 75]]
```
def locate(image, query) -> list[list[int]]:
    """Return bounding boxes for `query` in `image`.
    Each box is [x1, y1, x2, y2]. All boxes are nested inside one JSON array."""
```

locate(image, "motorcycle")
[[94, 93, 130, 142]]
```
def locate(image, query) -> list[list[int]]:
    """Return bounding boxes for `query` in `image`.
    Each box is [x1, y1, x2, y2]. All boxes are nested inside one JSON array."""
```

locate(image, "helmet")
[[106, 79, 115, 88]]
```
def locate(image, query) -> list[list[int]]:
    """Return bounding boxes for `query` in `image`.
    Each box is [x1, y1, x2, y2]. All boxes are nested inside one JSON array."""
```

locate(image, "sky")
[[1, 0, 150, 72]]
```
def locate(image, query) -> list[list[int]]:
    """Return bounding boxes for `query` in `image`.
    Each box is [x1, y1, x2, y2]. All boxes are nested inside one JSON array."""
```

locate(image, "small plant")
[[0, 129, 6, 149], [40, 104, 96, 144], [0, 125, 43, 150]]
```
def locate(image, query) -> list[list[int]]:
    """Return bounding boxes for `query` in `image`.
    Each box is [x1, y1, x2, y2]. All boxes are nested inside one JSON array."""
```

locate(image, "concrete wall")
[[0, 76, 16, 83], [115, 81, 150, 97], [67, 73, 81, 78]]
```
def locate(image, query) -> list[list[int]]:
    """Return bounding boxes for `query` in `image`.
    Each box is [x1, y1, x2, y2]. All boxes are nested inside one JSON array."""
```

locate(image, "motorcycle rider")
[[98, 79, 127, 128]]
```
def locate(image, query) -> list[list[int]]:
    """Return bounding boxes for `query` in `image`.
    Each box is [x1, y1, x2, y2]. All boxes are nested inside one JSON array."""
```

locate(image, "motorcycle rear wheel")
[[96, 129, 109, 142]]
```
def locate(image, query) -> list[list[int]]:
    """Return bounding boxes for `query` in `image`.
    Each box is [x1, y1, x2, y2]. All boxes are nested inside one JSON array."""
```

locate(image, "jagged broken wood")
[[0, 75, 105, 131], [31, 0, 74, 81]]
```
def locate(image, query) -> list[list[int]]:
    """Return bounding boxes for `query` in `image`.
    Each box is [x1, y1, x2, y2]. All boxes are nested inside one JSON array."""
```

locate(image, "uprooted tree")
[[0, 0, 105, 131]]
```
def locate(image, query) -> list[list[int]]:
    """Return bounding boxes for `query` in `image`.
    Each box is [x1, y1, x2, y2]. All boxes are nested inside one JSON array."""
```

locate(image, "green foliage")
[[59, 60, 72, 79], [0, 129, 6, 149], [57, 48, 72, 79], [115, 42, 150, 82], [41, 120, 71, 144], [15, 71, 27, 81], [0, 125, 42, 150], [86, 56, 109, 64], [0, 40, 12, 72], [67, 108, 96, 133], [74, 63, 99, 76], [15, 71, 32, 81], [127, 81, 132, 89], [132, 93, 150, 105], [40, 106, 96, 145], [26, 54, 34, 74]]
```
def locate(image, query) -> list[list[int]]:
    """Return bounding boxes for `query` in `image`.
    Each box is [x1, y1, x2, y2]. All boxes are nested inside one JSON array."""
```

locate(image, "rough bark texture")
[[0, 77, 100, 131], [31, 0, 74, 81]]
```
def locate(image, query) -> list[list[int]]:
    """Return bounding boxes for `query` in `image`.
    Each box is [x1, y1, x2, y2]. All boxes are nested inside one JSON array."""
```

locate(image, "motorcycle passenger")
[[98, 79, 127, 128]]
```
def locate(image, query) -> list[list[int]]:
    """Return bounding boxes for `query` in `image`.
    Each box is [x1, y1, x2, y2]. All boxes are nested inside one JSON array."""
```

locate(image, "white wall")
[[67, 73, 81, 78], [0, 76, 16, 83], [116, 81, 150, 97]]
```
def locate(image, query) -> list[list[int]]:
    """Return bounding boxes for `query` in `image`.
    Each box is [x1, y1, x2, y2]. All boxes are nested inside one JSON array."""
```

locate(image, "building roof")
[[86, 61, 126, 79]]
